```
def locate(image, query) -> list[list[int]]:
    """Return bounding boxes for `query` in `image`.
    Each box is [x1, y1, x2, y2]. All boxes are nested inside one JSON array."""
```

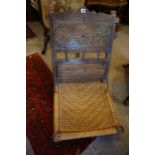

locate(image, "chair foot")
[[41, 49, 46, 55]]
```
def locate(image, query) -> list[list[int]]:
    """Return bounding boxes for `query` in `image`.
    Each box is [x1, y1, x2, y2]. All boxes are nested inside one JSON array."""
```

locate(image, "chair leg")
[[41, 28, 50, 55]]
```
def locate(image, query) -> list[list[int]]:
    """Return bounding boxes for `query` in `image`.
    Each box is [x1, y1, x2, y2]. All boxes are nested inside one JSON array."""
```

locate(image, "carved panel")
[[50, 8, 115, 83]]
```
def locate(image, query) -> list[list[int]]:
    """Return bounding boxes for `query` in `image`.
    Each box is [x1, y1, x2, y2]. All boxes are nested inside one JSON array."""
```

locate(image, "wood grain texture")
[[58, 63, 106, 82], [85, 0, 128, 7]]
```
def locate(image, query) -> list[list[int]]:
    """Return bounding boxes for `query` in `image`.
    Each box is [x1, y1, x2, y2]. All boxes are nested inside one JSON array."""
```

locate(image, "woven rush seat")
[[54, 82, 122, 141]]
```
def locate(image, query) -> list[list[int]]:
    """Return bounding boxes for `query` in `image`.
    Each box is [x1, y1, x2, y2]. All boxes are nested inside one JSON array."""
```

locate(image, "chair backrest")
[[50, 8, 115, 84]]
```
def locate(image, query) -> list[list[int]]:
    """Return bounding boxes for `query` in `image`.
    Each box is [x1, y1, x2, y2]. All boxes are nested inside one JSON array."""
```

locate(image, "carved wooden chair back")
[[50, 8, 115, 85]]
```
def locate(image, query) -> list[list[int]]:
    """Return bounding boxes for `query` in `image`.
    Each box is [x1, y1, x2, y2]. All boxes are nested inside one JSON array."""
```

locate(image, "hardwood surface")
[[85, 0, 127, 7]]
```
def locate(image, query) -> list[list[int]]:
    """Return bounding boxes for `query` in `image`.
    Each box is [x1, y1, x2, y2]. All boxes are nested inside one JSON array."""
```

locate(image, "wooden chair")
[[50, 8, 123, 141], [39, 0, 85, 54]]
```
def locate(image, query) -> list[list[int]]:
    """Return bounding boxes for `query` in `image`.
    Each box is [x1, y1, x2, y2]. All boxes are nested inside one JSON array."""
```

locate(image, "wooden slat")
[[58, 63, 105, 81], [54, 47, 112, 53], [59, 63, 104, 70], [59, 69, 104, 77]]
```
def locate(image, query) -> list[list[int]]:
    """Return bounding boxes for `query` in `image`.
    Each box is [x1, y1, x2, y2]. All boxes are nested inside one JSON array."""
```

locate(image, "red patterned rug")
[[26, 53, 93, 155]]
